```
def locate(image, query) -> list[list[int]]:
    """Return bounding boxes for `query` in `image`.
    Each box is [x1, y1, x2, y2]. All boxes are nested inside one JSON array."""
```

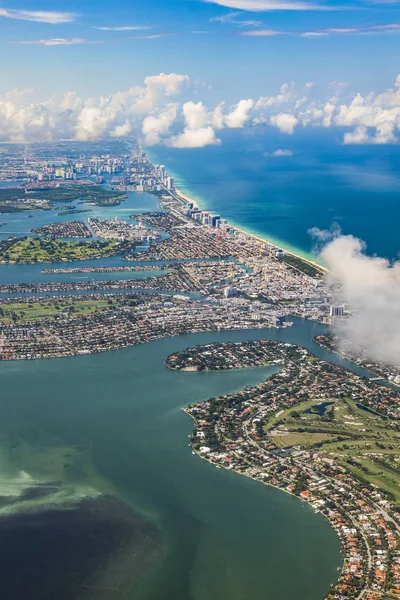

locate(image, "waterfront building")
[[330, 305, 345, 317]]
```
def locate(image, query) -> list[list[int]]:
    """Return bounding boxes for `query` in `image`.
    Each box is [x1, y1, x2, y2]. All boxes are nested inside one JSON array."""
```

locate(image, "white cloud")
[[17, 38, 101, 46], [343, 126, 369, 144], [264, 148, 293, 156], [0, 73, 190, 144], [168, 126, 221, 148], [321, 234, 400, 365], [343, 123, 398, 145], [0, 8, 76, 23], [225, 99, 254, 127], [238, 21, 400, 37], [141, 104, 178, 145], [270, 112, 298, 134], [210, 11, 262, 26], [93, 26, 151, 31], [111, 120, 132, 137], [2, 73, 400, 147], [203, 0, 335, 11], [182, 101, 209, 129], [144, 73, 189, 98], [239, 29, 284, 35], [132, 33, 177, 39]]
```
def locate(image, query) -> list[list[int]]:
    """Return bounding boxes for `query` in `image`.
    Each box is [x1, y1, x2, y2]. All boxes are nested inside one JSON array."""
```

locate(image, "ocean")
[[149, 126, 400, 262]]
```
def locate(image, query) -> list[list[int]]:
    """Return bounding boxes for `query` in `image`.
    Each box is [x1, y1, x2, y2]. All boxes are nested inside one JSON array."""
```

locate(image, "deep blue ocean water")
[[149, 127, 400, 262]]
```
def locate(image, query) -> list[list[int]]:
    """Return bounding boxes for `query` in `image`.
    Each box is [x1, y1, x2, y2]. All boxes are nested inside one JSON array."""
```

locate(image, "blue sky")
[[1, 0, 400, 148], [1, 0, 400, 100]]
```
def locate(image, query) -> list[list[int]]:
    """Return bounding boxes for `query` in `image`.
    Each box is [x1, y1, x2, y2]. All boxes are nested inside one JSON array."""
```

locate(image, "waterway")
[[0, 188, 159, 242], [0, 177, 357, 599], [0, 319, 349, 600]]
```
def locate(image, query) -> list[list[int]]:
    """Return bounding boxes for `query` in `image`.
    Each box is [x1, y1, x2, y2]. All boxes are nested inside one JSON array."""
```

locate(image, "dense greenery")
[[0, 237, 129, 263], [0, 296, 141, 323], [278, 253, 324, 278]]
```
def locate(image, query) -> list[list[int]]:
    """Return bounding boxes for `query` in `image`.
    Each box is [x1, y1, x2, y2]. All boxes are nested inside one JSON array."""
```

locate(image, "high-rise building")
[[329, 305, 344, 317]]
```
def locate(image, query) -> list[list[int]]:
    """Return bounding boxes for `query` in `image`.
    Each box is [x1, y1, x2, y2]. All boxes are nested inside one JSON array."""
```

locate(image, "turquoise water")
[[148, 127, 400, 261], [0, 189, 159, 242], [0, 320, 347, 600]]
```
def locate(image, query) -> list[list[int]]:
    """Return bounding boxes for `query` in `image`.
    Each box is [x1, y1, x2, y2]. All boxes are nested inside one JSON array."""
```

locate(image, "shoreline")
[[175, 188, 199, 210], [175, 187, 326, 274], [147, 147, 325, 270], [182, 407, 344, 590]]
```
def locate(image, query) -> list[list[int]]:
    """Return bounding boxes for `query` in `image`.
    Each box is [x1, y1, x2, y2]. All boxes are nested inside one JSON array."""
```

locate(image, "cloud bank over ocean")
[[3, 73, 400, 147], [317, 230, 400, 366]]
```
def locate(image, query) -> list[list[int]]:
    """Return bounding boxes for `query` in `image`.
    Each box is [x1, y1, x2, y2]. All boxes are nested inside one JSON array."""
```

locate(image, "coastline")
[[175, 188, 199, 210], [175, 186, 326, 274], [147, 147, 325, 270]]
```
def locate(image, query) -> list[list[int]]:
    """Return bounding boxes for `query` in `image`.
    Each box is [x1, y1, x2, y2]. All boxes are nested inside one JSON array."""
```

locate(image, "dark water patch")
[[19, 483, 62, 501], [0, 495, 161, 600], [304, 401, 334, 416], [356, 403, 388, 420]]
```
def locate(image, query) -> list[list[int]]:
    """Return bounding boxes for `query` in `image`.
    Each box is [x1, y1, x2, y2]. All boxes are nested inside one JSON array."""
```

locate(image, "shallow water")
[[0, 319, 351, 600]]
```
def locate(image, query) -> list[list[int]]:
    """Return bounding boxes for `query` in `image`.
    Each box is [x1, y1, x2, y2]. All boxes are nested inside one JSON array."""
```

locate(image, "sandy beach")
[[175, 188, 199, 210], [175, 188, 326, 273]]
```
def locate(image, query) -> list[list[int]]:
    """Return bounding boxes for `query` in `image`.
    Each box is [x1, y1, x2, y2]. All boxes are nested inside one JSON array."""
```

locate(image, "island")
[[0, 184, 128, 213]]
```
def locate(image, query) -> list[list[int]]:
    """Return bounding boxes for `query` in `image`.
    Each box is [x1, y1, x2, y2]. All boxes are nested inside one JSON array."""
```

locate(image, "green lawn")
[[265, 395, 400, 501], [0, 298, 132, 323], [0, 237, 125, 264]]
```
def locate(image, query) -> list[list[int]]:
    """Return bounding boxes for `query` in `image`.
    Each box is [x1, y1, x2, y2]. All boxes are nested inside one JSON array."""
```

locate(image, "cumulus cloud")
[[3, 73, 400, 147], [297, 73, 400, 144], [321, 235, 400, 366], [270, 112, 298, 133], [225, 99, 254, 127], [308, 223, 342, 253], [182, 101, 209, 129], [110, 120, 132, 137], [0, 73, 189, 144], [0, 8, 76, 23], [141, 104, 178, 145], [168, 126, 221, 147]]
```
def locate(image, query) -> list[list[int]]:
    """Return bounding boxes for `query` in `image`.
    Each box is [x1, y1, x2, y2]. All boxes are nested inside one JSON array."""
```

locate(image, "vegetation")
[[0, 185, 127, 213], [0, 296, 142, 324], [0, 237, 130, 263], [277, 253, 325, 278], [267, 395, 400, 502]]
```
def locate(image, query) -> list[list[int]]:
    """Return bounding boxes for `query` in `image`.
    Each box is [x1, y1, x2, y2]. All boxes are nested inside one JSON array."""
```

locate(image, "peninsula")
[[169, 340, 400, 600]]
